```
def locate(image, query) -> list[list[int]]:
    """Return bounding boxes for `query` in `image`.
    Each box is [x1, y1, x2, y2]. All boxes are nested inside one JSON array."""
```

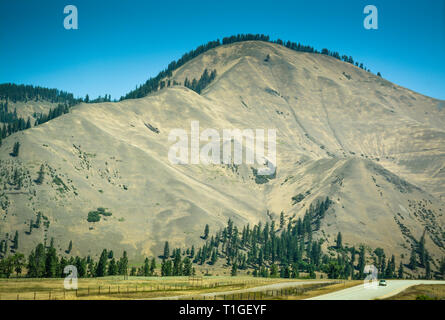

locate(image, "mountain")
[[0, 40, 444, 269]]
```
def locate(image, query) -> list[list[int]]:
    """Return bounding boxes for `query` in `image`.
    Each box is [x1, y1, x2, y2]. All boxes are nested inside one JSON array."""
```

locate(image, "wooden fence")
[[0, 278, 275, 300], [186, 281, 344, 300]]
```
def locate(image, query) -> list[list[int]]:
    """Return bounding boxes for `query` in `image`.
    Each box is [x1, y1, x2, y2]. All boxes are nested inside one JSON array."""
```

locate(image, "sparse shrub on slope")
[[87, 211, 101, 223], [87, 208, 113, 222]]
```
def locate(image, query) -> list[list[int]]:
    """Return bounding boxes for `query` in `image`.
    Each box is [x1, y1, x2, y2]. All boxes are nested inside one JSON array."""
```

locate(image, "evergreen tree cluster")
[[184, 69, 217, 94], [34, 103, 69, 126], [407, 230, 433, 279], [0, 102, 70, 141], [120, 40, 221, 100], [372, 247, 398, 279], [0, 238, 161, 278], [1, 204, 440, 280], [170, 197, 438, 280], [0, 253, 25, 278], [87, 94, 112, 104], [0, 101, 20, 123], [0, 117, 31, 141], [24, 242, 131, 278], [160, 246, 194, 277], [163, 198, 352, 279], [0, 83, 80, 105], [0, 85, 112, 140], [1, 101, 31, 141]]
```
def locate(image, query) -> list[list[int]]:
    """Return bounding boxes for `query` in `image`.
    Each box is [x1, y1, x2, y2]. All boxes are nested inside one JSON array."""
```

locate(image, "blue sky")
[[0, 0, 444, 100]]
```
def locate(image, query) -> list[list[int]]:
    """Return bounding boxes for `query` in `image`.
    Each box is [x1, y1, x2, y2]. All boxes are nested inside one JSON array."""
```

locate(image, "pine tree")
[[210, 249, 217, 265], [231, 263, 238, 276], [11, 141, 20, 157], [173, 250, 182, 276], [270, 264, 278, 277], [45, 246, 58, 277], [87, 259, 95, 277], [12, 253, 25, 276], [108, 258, 117, 275], [13, 231, 18, 250], [163, 241, 170, 260], [358, 246, 365, 279], [161, 259, 173, 276], [280, 211, 285, 229], [143, 257, 150, 276], [28, 219, 33, 234], [35, 213, 41, 228], [336, 232, 343, 249], [75, 257, 87, 277], [418, 231, 426, 267], [409, 247, 417, 270], [182, 257, 192, 276], [425, 252, 431, 279], [96, 249, 108, 277], [150, 258, 156, 275], [439, 258, 445, 278], [67, 240, 72, 254], [203, 224, 209, 240], [35, 165, 45, 184], [118, 251, 128, 276]]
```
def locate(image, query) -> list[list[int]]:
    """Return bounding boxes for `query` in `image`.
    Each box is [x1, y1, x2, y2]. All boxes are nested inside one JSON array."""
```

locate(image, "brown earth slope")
[[0, 41, 444, 266]]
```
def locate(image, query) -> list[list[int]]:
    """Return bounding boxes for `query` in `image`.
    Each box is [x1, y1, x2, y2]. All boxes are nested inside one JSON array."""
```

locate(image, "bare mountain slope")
[[0, 41, 444, 266]]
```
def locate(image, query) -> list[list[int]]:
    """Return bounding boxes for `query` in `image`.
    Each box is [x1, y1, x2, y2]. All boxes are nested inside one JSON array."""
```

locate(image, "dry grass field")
[[385, 284, 445, 300], [260, 281, 362, 300], [0, 276, 308, 300]]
